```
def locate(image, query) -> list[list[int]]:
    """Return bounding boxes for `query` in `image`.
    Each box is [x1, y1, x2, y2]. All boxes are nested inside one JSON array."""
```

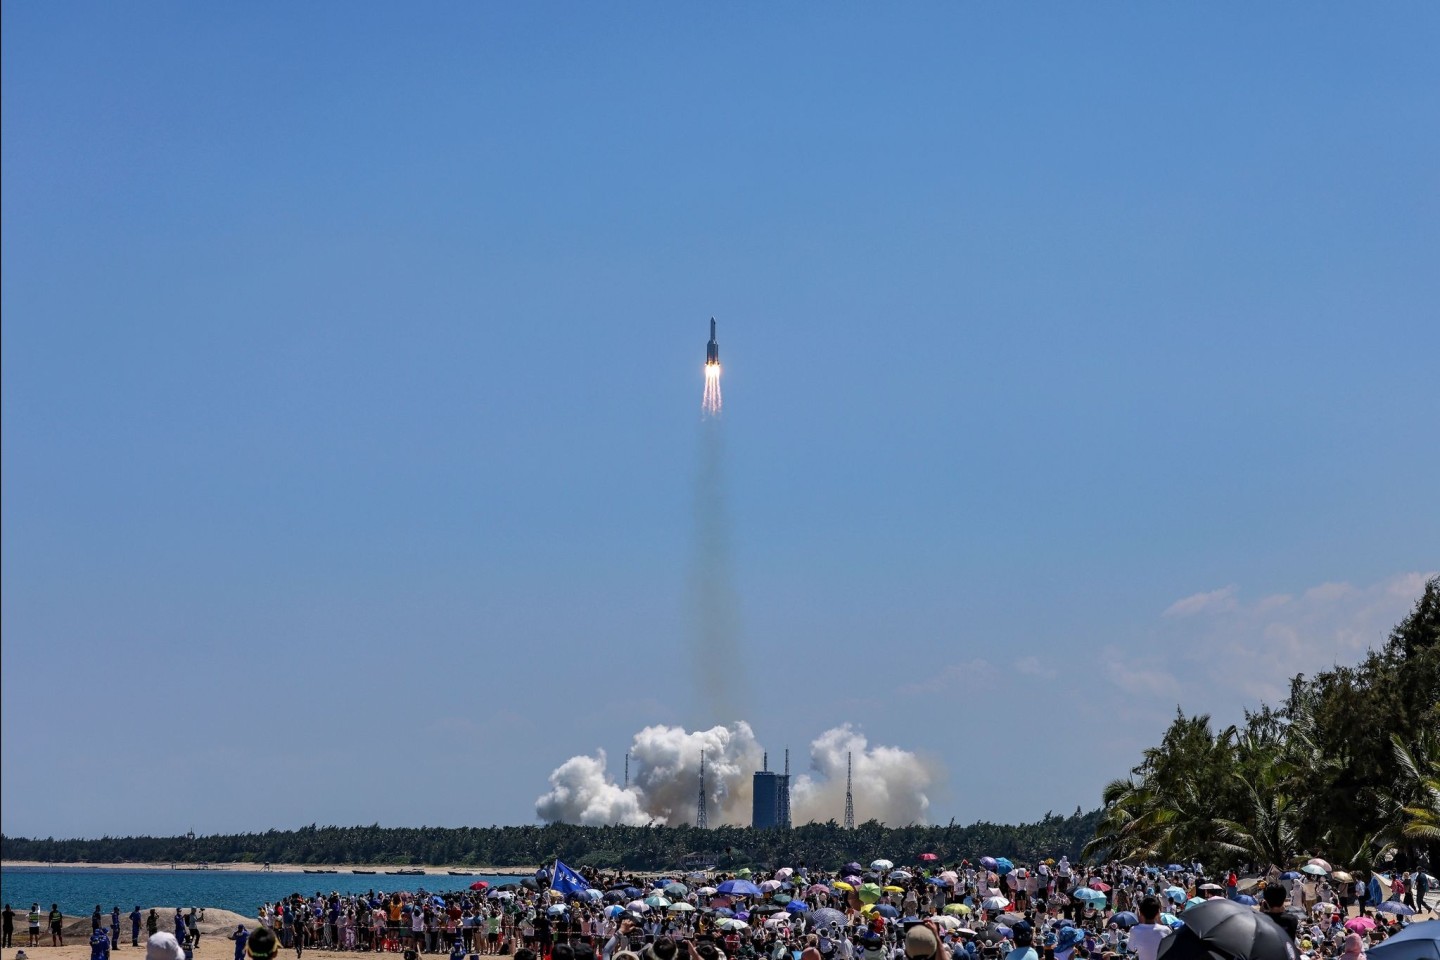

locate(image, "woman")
[[1341, 933, 1366, 960]]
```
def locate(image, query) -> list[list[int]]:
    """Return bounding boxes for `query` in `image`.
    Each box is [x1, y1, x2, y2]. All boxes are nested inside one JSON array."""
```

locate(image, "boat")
[[353, 869, 377, 875], [386, 868, 425, 876], [447, 870, 474, 876], [303, 869, 339, 874]]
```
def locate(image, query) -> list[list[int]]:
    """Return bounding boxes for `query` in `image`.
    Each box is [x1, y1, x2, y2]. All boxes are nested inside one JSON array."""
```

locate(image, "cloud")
[[1163, 585, 1238, 618], [1102, 647, 1182, 699], [899, 658, 992, 695], [536, 722, 938, 827], [1015, 655, 1057, 679]]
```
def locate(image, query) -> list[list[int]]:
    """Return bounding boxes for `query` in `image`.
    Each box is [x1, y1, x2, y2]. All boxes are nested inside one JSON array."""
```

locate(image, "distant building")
[[752, 753, 791, 829]]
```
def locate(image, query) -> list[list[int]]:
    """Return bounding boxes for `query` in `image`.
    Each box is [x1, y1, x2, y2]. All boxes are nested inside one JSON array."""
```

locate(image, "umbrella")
[[890, 871, 914, 882], [578, 890, 603, 903], [1165, 887, 1187, 903], [775, 868, 794, 881], [1366, 920, 1440, 960], [1377, 902, 1417, 916], [833, 882, 855, 892], [1331, 871, 1355, 883], [784, 901, 808, 914], [1075, 889, 1108, 905], [1231, 895, 1257, 907], [546, 905, 569, 916], [1198, 884, 1222, 893], [1113, 913, 1139, 930], [716, 919, 749, 932], [1279, 872, 1300, 881], [714, 909, 735, 919], [1155, 899, 1299, 960], [772, 894, 792, 905], [521, 878, 540, 891], [1161, 914, 1182, 928], [735, 869, 753, 879], [1311, 903, 1339, 915], [871, 860, 895, 872], [626, 901, 649, 913], [859, 883, 884, 904], [811, 908, 847, 930], [487, 891, 514, 900], [469, 882, 489, 891], [1346, 918, 1378, 934], [763, 917, 791, 931], [760, 880, 782, 893], [982, 896, 1010, 911], [665, 883, 689, 898], [1000, 913, 1025, 925], [874, 906, 899, 919], [980, 857, 998, 870], [1307, 859, 1333, 872], [644, 896, 671, 909], [1090, 882, 1113, 893], [944, 905, 972, 916], [698, 887, 717, 896], [843, 863, 863, 875], [750, 905, 783, 916], [604, 906, 626, 918], [668, 903, 696, 913], [920, 854, 939, 862], [1167, 865, 1184, 872], [884, 886, 905, 894], [1301, 865, 1328, 876], [994, 858, 1014, 875], [1185, 897, 1207, 908], [717, 880, 763, 897], [805, 885, 829, 897]]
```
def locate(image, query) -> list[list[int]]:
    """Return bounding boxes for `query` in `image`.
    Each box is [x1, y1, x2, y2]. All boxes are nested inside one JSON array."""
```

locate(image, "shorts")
[[489, 933, 500, 943]]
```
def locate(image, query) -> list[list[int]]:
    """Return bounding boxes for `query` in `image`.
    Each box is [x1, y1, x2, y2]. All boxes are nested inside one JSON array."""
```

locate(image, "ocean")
[[0, 867, 523, 917]]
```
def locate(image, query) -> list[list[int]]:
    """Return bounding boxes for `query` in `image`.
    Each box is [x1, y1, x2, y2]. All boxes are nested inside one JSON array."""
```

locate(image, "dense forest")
[[2, 812, 1100, 870], [1087, 575, 1440, 870]]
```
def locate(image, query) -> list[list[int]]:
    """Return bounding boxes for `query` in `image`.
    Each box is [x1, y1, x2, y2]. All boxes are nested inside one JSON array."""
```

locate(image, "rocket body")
[[706, 317, 720, 365]]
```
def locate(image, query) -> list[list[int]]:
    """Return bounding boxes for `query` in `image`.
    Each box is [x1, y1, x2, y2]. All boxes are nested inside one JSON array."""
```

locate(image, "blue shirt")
[[233, 929, 249, 959]]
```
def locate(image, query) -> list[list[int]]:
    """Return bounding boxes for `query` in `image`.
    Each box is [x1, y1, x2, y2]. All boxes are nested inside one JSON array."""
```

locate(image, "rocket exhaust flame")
[[703, 317, 722, 416]]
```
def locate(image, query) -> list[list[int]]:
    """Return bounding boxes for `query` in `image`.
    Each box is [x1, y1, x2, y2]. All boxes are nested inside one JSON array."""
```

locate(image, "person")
[[1341, 933, 1366, 960], [96, 907, 106, 933], [1127, 896, 1172, 960], [51, 904, 67, 946], [189, 910, 202, 948], [149, 932, 187, 960], [133, 908, 145, 947], [1261, 885, 1299, 941], [903, 922, 950, 960], [114, 907, 124, 949], [229, 925, 250, 960], [246, 927, 277, 960], [93, 924, 113, 960], [176, 911, 188, 947], [149, 911, 161, 938], [4, 903, 15, 949], [1007, 923, 1038, 960], [29, 904, 43, 947]]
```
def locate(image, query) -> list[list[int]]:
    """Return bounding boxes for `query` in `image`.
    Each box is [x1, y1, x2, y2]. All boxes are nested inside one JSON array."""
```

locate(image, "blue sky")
[[3, 4, 1437, 839]]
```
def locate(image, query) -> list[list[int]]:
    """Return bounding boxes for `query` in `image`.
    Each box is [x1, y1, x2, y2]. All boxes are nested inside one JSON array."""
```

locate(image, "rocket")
[[706, 317, 720, 366]]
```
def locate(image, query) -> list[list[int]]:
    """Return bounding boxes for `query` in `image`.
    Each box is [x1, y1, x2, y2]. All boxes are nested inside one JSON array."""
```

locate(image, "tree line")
[[1087, 576, 1440, 871], [2, 813, 1101, 870]]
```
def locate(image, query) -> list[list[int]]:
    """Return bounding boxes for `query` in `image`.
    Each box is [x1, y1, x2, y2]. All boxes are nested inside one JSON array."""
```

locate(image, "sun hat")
[[148, 932, 186, 960], [905, 925, 941, 960]]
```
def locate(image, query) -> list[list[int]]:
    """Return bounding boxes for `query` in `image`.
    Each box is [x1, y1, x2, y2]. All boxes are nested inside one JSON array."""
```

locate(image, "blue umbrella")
[[715, 909, 735, 919], [1365, 919, 1440, 960], [785, 902, 808, 914], [1167, 865, 1183, 872], [994, 858, 1014, 875], [873, 906, 899, 919], [1112, 913, 1138, 930], [1230, 895, 1257, 906], [717, 880, 764, 897], [1376, 902, 1417, 917], [1279, 872, 1300, 881], [1164, 887, 1186, 903]]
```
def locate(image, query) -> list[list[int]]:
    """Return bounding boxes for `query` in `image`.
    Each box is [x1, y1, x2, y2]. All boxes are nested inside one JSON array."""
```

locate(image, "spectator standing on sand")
[[51, 904, 66, 946], [229, 924, 249, 960], [133, 908, 144, 947], [175, 911, 187, 947], [188, 910, 202, 947], [113, 907, 123, 949], [148, 912, 160, 938], [30, 904, 44, 947], [4, 903, 15, 949]]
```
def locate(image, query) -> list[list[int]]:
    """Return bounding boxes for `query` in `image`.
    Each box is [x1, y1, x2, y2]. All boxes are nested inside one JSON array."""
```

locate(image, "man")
[[92, 923, 113, 960], [51, 904, 66, 946], [230, 925, 250, 960], [113, 907, 123, 949], [1126, 896, 1172, 960], [246, 927, 278, 960], [133, 908, 145, 948], [4, 903, 15, 949], [1006, 923, 1037, 960], [903, 922, 950, 960], [28, 904, 43, 947], [1261, 885, 1299, 941]]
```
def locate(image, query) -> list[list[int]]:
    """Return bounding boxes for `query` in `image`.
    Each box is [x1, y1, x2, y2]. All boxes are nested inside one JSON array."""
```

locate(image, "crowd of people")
[[3, 856, 1434, 960]]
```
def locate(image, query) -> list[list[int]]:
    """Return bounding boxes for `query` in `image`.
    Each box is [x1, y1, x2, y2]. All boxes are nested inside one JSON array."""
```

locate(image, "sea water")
[[0, 867, 522, 917]]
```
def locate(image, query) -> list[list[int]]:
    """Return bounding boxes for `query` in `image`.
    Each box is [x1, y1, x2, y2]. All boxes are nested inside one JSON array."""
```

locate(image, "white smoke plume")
[[790, 724, 935, 826], [536, 722, 938, 827]]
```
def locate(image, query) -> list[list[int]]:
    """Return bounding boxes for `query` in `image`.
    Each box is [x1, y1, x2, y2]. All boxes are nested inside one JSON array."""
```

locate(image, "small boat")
[[386, 868, 425, 876], [352, 869, 377, 875], [447, 871, 474, 876], [303, 869, 339, 874]]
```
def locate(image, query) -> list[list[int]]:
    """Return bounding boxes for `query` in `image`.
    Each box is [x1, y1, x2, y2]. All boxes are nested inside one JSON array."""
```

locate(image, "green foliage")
[[1090, 576, 1440, 870], [1, 812, 1102, 870]]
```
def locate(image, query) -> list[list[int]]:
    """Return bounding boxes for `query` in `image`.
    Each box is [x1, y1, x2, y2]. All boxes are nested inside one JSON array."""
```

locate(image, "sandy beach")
[[1, 863, 537, 877]]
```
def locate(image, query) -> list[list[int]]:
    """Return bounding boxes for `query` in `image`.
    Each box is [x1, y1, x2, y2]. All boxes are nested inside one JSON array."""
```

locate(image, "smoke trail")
[[691, 415, 744, 723], [535, 723, 940, 827]]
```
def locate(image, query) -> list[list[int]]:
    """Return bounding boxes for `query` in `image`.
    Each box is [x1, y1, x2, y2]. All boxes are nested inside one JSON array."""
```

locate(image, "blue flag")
[[551, 861, 590, 895]]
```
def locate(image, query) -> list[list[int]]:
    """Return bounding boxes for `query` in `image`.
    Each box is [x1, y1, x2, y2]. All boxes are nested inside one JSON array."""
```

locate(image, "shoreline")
[[1, 860, 537, 876]]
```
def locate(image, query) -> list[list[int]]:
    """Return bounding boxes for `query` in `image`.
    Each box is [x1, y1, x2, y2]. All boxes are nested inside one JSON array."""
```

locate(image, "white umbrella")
[[668, 903, 696, 913], [982, 897, 1010, 911], [626, 901, 649, 913], [775, 868, 795, 881], [760, 880, 782, 893], [697, 887, 717, 896], [717, 919, 750, 932], [871, 860, 895, 872], [1307, 859, 1333, 872], [889, 871, 913, 882], [933, 917, 962, 931], [1301, 864, 1328, 876]]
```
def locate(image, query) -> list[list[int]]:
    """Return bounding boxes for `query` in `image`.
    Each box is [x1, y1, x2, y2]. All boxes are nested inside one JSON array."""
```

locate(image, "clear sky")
[[3, 4, 1437, 839]]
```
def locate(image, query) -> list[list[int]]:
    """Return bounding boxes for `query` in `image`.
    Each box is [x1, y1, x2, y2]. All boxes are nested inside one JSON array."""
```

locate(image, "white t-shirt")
[[1128, 923, 1171, 960]]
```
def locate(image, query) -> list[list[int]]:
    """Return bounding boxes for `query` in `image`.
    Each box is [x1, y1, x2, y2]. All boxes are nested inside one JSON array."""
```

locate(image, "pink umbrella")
[[760, 880, 782, 893], [1345, 917, 1377, 933], [775, 868, 795, 882], [919, 854, 939, 862], [805, 885, 830, 897]]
